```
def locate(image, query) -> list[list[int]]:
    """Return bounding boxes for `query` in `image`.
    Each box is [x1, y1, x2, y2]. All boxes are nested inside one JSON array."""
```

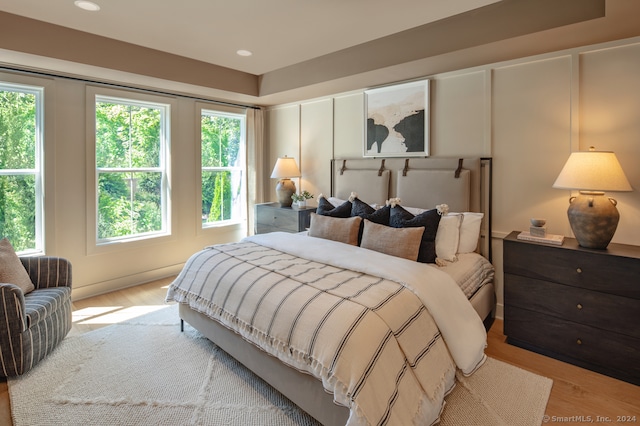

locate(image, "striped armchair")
[[0, 257, 72, 377]]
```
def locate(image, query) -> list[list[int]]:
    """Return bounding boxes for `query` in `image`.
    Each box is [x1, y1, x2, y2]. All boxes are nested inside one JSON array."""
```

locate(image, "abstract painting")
[[364, 80, 429, 157]]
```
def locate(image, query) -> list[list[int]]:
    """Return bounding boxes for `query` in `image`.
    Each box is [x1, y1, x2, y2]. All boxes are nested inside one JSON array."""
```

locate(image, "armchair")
[[0, 256, 72, 377]]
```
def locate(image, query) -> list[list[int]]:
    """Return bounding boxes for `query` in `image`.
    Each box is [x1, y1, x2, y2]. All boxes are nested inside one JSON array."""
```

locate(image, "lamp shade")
[[552, 149, 632, 192], [553, 147, 632, 249], [270, 156, 301, 179]]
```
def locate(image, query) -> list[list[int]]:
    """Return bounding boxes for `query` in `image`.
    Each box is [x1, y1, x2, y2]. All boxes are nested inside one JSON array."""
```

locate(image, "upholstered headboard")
[[331, 157, 492, 260]]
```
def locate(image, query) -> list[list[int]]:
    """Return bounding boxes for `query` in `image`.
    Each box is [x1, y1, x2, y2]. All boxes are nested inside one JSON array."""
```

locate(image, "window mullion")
[[200, 108, 246, 227], [95, 95, 169, 243], [0, 82, 44, 254]]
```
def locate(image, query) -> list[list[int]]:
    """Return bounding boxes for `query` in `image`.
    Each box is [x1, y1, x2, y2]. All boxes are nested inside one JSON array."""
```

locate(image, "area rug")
[[8, 304, 552, 425]]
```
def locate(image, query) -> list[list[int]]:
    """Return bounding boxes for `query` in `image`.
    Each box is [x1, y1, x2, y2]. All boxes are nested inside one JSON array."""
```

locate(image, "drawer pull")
[[576, 338, 582, 345], [576, 267, 582, 274], [576, 303, 583, 310]]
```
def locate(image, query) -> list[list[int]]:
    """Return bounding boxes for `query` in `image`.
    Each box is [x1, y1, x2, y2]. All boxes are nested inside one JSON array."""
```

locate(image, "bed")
[[166, 157, 495, 426]]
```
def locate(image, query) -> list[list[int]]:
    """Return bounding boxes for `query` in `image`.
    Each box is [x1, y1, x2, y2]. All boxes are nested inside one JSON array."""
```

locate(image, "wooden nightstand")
[[503, 230, 640, 385], [255, 202, 316, 234]]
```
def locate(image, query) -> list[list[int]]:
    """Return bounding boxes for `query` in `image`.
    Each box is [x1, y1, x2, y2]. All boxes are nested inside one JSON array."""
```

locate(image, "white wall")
[[266, 36, 640, 319], [266, 105, 301, 201], [1, 71, 247, 300], [301, 99, 333, 198]]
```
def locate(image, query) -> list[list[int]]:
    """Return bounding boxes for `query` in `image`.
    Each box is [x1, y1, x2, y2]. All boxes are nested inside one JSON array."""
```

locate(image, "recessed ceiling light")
[[74, 1, 101, 11], [236, 50, 253, 57]]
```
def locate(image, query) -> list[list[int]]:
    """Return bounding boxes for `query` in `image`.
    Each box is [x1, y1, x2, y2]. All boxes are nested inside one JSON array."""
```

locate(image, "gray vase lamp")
[[553, 147, 632, 249], [270, 156, 301, 207]]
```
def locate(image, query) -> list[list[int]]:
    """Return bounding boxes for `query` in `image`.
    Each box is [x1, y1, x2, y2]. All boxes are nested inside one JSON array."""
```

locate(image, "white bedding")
[[247, 232, 487, 375], [439, 252, 495, 298], [167, 232, 487, 426]]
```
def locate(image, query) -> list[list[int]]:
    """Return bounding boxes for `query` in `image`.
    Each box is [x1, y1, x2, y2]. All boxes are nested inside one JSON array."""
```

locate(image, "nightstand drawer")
[[256, 208, 298, 232], [505, 273, 640, 339], [503, 238, 640, 299], [255, 203, 315, 234], [505, 306, 640, 383], [256, 224, 296, 234]]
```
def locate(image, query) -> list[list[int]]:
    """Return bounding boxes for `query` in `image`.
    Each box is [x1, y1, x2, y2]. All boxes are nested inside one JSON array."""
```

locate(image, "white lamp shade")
[[553, 150, 632, 192], [270, 156, 301, 179]]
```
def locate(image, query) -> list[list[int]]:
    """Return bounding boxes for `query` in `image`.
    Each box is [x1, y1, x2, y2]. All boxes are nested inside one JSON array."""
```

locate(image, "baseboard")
[[494, 302, 504, 320], [71, 263, 184, 301]]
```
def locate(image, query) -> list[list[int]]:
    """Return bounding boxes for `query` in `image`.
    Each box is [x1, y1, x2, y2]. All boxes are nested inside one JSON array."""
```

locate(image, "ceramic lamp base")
[[275, 178, 296, 207], [567, 191, 619, 249]]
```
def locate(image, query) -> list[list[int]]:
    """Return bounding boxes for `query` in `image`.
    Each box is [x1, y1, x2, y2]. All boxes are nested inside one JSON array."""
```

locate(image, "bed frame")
[[330, 157, 492, 261], [179, 157, 494, 426]]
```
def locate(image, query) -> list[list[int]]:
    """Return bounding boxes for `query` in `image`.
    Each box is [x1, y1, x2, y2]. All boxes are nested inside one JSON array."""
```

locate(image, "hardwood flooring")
[[1, 277, 638, 425]]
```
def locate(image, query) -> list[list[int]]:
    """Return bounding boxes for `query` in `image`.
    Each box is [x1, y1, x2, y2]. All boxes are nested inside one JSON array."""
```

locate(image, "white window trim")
[[0, 79, 46, 256], [197, 104, 247, 231], [86, 86, 176, 254]]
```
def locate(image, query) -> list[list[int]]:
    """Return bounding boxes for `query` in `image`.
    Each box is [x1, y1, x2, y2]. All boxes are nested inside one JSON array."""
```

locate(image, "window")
[[200, 109, 246, 227], [95, 96, 170, 243], [0, 82, 44, 254]]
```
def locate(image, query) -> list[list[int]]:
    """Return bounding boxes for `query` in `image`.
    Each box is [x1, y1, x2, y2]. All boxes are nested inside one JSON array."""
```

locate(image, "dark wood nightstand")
[[255, 202, 316, 234], [503, 230, 640, 386]]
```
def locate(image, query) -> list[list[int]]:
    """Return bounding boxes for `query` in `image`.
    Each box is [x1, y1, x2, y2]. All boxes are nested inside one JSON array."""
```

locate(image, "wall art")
[[364, 79, 429, 157]]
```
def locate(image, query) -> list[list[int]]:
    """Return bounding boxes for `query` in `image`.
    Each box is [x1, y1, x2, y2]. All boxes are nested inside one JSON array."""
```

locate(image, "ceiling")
[[3, 0, 637, 106], [0, 0, 501, 75]]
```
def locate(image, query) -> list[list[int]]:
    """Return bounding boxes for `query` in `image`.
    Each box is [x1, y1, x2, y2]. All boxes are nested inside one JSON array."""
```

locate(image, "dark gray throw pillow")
[[350, 197, 391, 244], [390, 205, 441, 264], [316, 196, 352, 218]]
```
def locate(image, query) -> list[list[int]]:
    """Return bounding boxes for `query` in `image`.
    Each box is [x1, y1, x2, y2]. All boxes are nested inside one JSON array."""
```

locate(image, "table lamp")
[[270, 156, 301, 207], [553, 147, 632, 249]]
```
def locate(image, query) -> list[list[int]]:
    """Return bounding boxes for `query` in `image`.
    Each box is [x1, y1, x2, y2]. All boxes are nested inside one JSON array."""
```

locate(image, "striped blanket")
[[166, 232, 487, 426]]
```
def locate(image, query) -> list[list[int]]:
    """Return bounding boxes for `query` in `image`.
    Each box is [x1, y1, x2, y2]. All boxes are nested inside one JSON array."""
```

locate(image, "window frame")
[[86, 87, 175, 252], [198, 105, 247, 230], [0, 80, 45, 255]]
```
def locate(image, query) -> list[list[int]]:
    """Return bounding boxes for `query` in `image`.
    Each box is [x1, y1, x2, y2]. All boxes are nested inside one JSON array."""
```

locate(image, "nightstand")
[[503, 231, 640, 385], [255, 202, 316, 234]]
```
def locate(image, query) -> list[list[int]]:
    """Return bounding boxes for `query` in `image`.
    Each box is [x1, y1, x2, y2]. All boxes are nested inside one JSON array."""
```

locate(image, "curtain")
[[246, 107, 265, 235]]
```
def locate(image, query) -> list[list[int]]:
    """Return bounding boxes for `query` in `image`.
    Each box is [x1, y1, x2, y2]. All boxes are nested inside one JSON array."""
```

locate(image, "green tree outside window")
[[0, 85, 42, 253], [201, 110, 245, 226], [95, 98, 167, 241]]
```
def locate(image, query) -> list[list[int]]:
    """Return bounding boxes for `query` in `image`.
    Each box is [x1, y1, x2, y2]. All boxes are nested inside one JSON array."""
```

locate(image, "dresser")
[[255, 202, 315, 234], [503, 231, 640, 385]]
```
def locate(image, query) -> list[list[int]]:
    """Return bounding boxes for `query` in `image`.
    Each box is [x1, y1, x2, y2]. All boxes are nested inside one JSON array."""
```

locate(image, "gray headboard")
[[331, 157, 492, 260]]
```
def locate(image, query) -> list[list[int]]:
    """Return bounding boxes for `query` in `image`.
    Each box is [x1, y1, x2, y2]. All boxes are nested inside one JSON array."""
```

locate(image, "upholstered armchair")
[[0, 256, 72, 377]]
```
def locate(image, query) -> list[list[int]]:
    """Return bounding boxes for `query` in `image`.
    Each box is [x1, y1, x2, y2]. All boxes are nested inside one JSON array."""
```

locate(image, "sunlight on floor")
[[72, 306, 122, 322], [73, 305, 169, 324]]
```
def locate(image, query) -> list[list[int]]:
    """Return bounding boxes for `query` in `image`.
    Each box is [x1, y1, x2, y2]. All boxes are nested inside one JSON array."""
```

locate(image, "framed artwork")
[[364, 79, 430, 157]]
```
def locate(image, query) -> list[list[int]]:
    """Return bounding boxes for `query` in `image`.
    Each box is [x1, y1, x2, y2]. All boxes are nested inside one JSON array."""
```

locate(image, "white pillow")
[[458, 212, 484, 253], [328, 196, 382, 210], [402, 206, 428, 216], [435, 214, 462, 262], [327, 197, 345, 207], [381, 202, 484, 255]]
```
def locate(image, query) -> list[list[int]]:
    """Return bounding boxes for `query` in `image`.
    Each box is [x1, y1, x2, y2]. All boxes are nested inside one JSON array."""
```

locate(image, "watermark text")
[[542, 415, 637, 423]]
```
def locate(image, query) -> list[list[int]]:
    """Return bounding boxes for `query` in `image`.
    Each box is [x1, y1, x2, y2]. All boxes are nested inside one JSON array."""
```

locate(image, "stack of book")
[[517, 231, 565, 246]]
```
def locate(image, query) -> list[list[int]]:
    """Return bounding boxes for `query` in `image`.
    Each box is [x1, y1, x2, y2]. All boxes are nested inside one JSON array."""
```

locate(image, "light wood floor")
[[2, 278, 639, 425]]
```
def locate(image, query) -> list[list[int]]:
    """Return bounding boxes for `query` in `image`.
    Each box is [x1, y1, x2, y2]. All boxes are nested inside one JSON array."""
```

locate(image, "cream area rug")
[[9, 304, 552, 426]]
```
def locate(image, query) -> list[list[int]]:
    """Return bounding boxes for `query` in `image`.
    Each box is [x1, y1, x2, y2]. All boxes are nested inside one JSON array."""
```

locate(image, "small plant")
[[291, 190, 314, 202]]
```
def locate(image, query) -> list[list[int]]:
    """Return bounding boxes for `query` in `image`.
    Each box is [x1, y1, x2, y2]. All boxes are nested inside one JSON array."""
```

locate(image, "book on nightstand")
[[516, 231, 565, 246]]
